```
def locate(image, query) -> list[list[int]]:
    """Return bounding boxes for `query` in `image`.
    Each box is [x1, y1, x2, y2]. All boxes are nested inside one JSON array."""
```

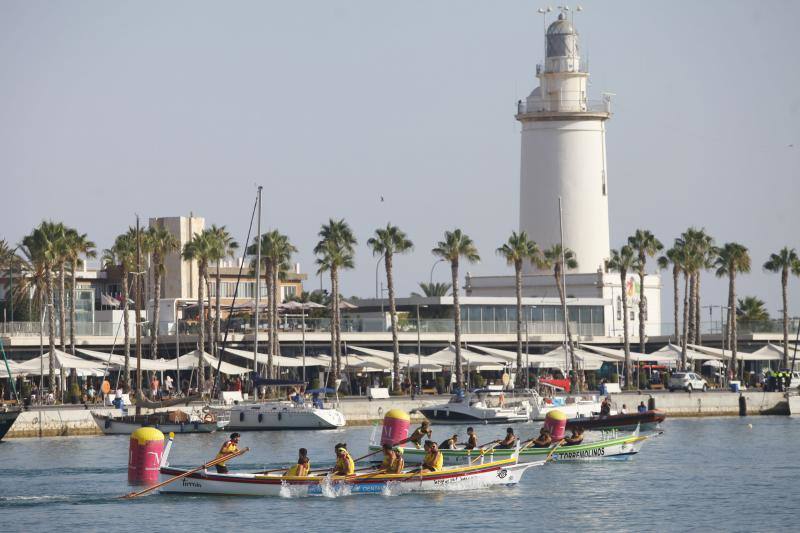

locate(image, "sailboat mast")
[[135, 216, 143, 415], [253, 186, 262, 375], [558, 197, 569, 373]]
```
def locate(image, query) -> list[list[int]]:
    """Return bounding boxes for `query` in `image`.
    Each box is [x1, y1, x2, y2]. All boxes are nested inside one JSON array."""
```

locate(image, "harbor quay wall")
[[608, 391, 789, 417], [4, 391, 790, 438]]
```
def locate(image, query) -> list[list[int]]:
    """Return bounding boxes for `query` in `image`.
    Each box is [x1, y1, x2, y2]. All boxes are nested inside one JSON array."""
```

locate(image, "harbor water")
[[1, 417, 796, 532]]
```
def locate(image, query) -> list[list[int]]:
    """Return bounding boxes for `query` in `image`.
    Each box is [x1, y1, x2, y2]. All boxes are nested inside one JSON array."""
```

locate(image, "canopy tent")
[[541, 346, 617, 371], [468, 344, 563, 366], [346, 345, 441, 371], [650, 343, 721, 362], [578, 344, 660, 363], [344, 355, 392, 371], [12, 349, 106, 376], [174, 350, 251, 375], [76, 348, 175, 371], [744, 343, 787, 362], [224, 347, 329, 368], [425, 346, 507, 371], [0, 360, 23, 379], [279, 300, 326, 311]]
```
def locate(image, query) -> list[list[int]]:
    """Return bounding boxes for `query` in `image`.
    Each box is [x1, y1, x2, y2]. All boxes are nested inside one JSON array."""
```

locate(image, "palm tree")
[[432, 229, 480, 391], [249, 230, 295, 378], [369, 224, 414, 392], [737, 296, 769, 322], [496, 231, 539, 388], [657, 246, 683, 341], [606, 245, 637, 389], [414, 282, 452, 297], [206, 225, 238, 363], [763, 247, 800, 366], [627, 230, 662, 353], [693, 232, 716, 346], [22, 221, 66, 396], [102, 232, 136, 383], [714, 243, 750, 377], [182, 231, 214, 393], [146, 224, 179, 361], [265, 231, 296, 376], [314, 219, 357, 382], [64, 229, 95, 387], [540, 244, 580, 389]]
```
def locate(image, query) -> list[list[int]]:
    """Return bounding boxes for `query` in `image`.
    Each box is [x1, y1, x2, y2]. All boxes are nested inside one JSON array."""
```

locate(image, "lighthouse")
[[517, 11, 611, 274]]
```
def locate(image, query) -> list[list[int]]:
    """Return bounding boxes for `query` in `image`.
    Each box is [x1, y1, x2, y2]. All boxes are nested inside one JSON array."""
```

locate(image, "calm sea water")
[[0, 417, 796, 533]]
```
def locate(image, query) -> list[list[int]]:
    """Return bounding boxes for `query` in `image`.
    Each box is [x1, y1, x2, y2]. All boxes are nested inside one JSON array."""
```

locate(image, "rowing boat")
[[565, 410, 666, 432], [158, 454, 542, 496], [368, 431, 649, 463], [91, 411, 226, 435]]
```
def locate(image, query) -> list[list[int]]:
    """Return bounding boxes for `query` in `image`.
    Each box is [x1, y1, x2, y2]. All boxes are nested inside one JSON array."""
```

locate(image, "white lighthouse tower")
[[518, 10, 611, 274]]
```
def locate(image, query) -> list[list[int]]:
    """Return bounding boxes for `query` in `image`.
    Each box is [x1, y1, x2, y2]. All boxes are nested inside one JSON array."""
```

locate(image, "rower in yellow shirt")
[[215, 432, 240, 474], [379, 443, 405, 474], [332, 443, 355, 476], [421, 440, 444, 472], [286, 448, 311, 476]]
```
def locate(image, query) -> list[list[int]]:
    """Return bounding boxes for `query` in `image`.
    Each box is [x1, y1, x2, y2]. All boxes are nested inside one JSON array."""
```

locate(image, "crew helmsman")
[[287, 448, 311, 477], [421, 440, 443, 472], [465, 427, 478, 450], [215, 432, 240, 474], [409, 421, 432, 449], [332, 443, 355, 476]]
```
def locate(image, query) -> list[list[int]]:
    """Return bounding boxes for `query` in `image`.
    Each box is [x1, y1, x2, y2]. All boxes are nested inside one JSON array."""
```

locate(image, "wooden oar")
[[469, 441, 503, 465], [120, 447, 249, 499], [544, 439, 566, 462]]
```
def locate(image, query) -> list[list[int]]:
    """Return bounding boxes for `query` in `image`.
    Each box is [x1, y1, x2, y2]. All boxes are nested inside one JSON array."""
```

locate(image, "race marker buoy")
[[544, 409, 567, 440], [381, 408, 411, 446], [128, 427, 165, 484]]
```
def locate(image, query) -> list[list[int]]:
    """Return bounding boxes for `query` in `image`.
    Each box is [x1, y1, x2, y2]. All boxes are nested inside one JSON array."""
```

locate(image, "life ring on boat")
[[203, 413, 215, 423], [258, 413, 263, 423]]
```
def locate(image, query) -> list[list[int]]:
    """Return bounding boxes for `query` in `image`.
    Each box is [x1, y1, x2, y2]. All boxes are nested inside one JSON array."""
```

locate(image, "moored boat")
[[368, 431, 649, 463], [0, 408, 21, 441], [565, 410, 666, 432], [416, 391, 530, 424], [158, 455, 541, 497], [92, 410, 227, 435]]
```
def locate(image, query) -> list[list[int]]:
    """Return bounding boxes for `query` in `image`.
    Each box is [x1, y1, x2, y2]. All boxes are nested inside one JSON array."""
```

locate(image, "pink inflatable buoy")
[[544, 410, 567, 440], [128, 427, 165, 484], [380, 409, 411, 446]]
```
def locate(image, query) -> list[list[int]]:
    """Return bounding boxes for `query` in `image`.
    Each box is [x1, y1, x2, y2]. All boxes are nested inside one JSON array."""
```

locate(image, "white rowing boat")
[[158, 444, 542, 497]]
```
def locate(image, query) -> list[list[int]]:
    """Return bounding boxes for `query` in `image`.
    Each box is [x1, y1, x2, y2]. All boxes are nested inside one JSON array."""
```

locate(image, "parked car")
[[668, 372, 708, 392]]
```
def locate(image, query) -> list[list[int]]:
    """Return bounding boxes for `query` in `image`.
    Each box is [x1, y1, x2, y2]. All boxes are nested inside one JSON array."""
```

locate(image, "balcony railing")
[[517, 98, 610, 115]]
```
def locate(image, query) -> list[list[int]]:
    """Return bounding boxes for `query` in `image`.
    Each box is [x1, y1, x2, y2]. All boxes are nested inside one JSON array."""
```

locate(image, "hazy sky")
[[1, 0, 798, 324]]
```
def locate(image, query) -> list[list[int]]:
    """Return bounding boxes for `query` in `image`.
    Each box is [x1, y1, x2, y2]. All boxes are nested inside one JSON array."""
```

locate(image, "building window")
[[282, 286, 297, 300]]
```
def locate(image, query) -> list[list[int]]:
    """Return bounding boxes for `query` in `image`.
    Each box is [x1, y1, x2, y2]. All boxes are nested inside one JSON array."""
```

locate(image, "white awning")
[[76, 348, 175, 371], [426, 346, 507, 371], [468, 344, 565, 366], [743, 343, 786, 361], [650, 342, 721, 361], [224, 347, 328, 368], [12, 350, 107, 376], [175, 350, 251, 375]]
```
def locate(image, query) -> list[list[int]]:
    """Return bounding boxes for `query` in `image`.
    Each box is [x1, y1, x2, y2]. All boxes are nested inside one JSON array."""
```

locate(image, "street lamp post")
[[429, 259, 445, 286], [375, 255, 383, 298], [416, 304, 422, 392]]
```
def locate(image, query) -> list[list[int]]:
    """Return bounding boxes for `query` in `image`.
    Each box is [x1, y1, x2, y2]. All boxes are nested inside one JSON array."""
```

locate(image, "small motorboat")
[[565, 410, 666, 432], [92, 409, 228, 435], [527, 391, 606, 421], [416, 390, 530, 424], [368, 430, 650, 463], [0, 407, 21, 441], [158, 453, 541, 497]]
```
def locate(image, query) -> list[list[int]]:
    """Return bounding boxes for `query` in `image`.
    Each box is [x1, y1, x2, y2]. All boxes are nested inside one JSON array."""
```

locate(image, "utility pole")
[[135, 216, 143, 415]]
